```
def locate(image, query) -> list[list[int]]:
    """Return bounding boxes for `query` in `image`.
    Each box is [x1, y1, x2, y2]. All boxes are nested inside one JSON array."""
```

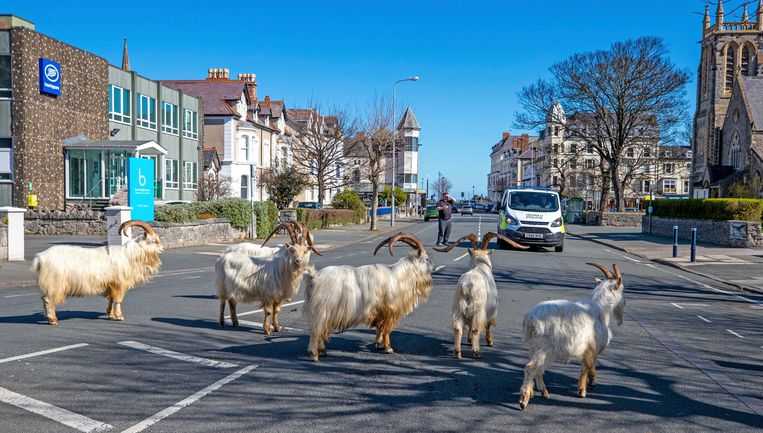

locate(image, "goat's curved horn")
[[118, 220, 155, 236], [480, 232, 529, 250], [613, 263, 622, 284], [291, 220, 322, 256], [433, 234, 478, 252], [374, 232, 424, 257], [262, 223, 298, 246], [587, 262, 615, 280]]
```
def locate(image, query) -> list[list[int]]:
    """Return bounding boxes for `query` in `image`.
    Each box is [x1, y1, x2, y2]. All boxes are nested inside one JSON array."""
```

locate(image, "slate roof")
[[161, 80, 248, 116], [397, 106, 420, 130], [740, 77, 763, 129], [202, 147, 220, 170]]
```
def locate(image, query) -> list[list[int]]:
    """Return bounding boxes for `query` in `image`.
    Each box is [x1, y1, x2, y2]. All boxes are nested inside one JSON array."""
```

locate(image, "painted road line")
[[120, 365, 257, 433], [195, 251, 224, 256], [434, 265, 446, 273], [179, 275, 202, 280], [238, 320, 303, 332], [670, 302, 684, 310], [697, 315, 712, 323], [155, 267, 215, 278], [726, 330, 745, 339], [604, 248, 641, 262], [335, 256, 344, 260], [4, 292, 38, 298], [118, 341, 237, 369], [645, 263, 762, 306], [0, 386, 112, 432], [454, 253, 469, 262], [227, 300, 305, 319], [0, 343, 89, 364]]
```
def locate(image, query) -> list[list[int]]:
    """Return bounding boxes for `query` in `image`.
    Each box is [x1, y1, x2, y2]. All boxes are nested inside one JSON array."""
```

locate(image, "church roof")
[[740, 77, 763, 129], [397, 106, 420, 130]]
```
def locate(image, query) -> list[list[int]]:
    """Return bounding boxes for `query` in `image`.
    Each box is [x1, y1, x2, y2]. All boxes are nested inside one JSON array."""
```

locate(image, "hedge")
[[296, 208, 359, 230], [651, 198, 763, 222], [154, 198, 279, 238], [331, 189, 367, 224]]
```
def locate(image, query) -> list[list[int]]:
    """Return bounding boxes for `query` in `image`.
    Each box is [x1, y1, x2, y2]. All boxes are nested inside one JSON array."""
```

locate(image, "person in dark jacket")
[[435, 192, 457, 246]]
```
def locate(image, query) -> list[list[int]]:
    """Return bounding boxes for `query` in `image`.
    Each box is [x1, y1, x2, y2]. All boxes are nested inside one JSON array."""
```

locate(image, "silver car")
[[461, 205, 474, 215]]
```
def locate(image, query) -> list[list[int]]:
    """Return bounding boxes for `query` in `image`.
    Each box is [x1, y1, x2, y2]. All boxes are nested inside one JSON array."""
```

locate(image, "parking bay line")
[[227, 300, 305, 319], [0, 386, 112, 433], [119, 365, 257, 433], [453, 252, 468, 261], [117, 341, 237, 369], [0, 343, 89, 364], [4, 292, 38, 298]]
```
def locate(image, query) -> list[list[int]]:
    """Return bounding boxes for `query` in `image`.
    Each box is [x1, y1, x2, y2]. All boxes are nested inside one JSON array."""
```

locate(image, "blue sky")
[[3, 0, 735, 197]]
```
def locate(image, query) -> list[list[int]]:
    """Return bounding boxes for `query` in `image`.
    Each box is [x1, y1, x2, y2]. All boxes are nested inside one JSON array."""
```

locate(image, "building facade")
[[692, 1, 763, 197], [487, 132, 535, 203]]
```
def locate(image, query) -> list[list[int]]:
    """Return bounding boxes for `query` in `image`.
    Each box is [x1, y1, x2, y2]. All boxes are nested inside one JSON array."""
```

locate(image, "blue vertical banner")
[[128, 157, 155, 221], [39, 58, 61, 96]]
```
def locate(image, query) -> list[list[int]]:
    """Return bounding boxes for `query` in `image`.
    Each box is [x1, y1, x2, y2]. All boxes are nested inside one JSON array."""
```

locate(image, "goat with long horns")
[[434, 232, 528, 358]]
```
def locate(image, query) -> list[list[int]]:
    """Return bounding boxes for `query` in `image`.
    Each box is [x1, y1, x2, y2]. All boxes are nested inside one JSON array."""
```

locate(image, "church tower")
[[693, 0, 763, 196]]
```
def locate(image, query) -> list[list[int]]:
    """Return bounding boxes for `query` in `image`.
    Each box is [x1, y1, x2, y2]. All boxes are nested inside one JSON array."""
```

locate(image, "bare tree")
[[515, 36, 689, 211], [197, 171, 232, 201], [432, 172, 453, 198], [354, 95, 396, 230], [289, 103, 358, 205]]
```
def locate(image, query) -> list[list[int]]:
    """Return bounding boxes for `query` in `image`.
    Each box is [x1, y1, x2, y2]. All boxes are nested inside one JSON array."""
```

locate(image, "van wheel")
[[555, 245, 564, 253]]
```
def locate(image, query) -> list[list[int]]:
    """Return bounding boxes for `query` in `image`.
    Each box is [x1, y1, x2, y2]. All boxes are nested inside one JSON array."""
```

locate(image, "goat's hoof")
[[486, 341, 494, 347], [578, 390, 587, 398], [473, 351, 482, 359], [319, 349, 327, 356], [232, 321, 239, 327], [519, 401, 527, 410], [542, 390, 550, 399], [273, 325, 283, 332], [310, 355, 319, 362], [116, 316, 124, 321], [384, 347, 394, 354], [219, 322, 225, 328], [455, 351, 462, 359], [47, 320, 58, 326]]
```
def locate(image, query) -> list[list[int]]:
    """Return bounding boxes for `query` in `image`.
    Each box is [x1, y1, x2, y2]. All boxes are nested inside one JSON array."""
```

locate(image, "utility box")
[[565, 197, 584, 224]]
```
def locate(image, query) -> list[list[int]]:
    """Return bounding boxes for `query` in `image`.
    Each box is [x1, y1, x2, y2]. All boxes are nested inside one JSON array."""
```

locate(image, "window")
[[663, 179, 677, 194], [553, 143, 559, 153], [183, 161, 198, 189], [240, 136, 250, 161], [570, 158, 577, 169], [183, 109, 198, 139], [552, 176, 558, 186], [644, 147, 651, 158], [585, 159, 596, 169], [643, 164, 650, 174], [553, 126, 559, 136], [335, 165, 341, 178], [0, 138, 11, 181], [404, 136, 419, 151], [165, 159, 179, 189], [136, 94, 157, 130], [570, 143, 577, 153], [586, 144, 593, 153], [730, 132, 742, 169], [240, 174, 249, 198], [161, 102, 179, 135], [626, 147, 634, 158], [109, 85, 131, 123], [664, 163, 674, 174], [641, 180, 651, 193], [683, 180, 689, 193], [726, 45, 736, 91]]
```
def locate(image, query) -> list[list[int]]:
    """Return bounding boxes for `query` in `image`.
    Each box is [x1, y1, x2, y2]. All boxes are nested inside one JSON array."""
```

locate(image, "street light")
[[391, 75, 419, 227]]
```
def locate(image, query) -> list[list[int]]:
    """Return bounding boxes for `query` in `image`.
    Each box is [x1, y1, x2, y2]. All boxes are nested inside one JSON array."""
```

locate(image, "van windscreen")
[[506, 191, 559, 212]]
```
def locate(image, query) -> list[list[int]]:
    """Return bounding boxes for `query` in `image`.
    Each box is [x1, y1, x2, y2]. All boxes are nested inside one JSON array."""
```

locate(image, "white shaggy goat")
[[518, 263, 625, 410], [302, 232, 435, 362], [216, 222, 318, 335], [434, 232, 528, 359], [32, 220, 163, 325]]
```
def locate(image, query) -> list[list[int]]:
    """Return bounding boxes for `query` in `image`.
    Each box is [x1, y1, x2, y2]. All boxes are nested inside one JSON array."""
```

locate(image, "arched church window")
[[731, 131, 742, 169], [725, 45, 736, 91], [742, 46, 751, 77]]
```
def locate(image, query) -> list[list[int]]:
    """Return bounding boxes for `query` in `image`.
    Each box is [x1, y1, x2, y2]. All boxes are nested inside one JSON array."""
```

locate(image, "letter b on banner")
[[128, 157, 155, 221]]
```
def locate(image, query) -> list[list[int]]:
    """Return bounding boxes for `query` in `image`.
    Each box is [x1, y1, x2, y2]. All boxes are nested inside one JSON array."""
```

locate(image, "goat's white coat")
[[303, 250, 435, 360], [452, 250, 498, 358]]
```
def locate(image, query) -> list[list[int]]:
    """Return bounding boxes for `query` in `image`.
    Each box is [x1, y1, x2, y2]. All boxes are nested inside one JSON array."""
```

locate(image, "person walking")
[[436, 192, 456, 246]]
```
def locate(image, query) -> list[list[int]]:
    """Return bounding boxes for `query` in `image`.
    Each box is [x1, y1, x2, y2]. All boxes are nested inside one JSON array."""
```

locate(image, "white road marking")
[[195, 251, 224, 256], [335, 256, 344, 259], [434, 265, 446, 273], [0, 343, 89, 364], [4, 292, 37, 298], [726, 330, 745, 339], [697, 315, 712, 323], [670, 302, 684, 310], [119, 365, 257, 433], [180, 276, 202, 280], [0, 386, 112, 432], [453, 252, 469, 261], [604, 248, 641, 262], [227, 300, 305, 319], [155, 267, 215, 278], [237, 320, 303, 332], [117, 341, 237, 369], [645, 264, 762, 306]]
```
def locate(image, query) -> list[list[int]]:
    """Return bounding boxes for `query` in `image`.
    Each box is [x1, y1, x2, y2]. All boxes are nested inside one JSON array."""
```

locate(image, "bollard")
[[690, 227, 697, 263], [672, 225, 679, 258]]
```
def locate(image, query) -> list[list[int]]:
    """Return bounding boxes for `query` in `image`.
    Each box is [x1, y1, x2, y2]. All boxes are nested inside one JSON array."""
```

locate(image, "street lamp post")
[[391, 75, 419, 227]]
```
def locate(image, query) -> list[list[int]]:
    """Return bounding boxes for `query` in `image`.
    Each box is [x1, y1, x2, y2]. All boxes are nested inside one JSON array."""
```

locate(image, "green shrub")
[[651, 198, 763, 221], [297, 208, 358, 230], [190, 198, 252, 231], [154, 205, 195, 224], [253, 201, 280, 238], [155, 198, 280, 237], [331, 189, 367, 223]]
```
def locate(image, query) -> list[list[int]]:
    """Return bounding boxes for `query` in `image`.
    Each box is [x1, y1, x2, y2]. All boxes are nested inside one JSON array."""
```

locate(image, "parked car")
[[451, 204, 459, 214], [461, 204, 474, 215], [297, 201, 323, 210], [423, 205, 438, 222]]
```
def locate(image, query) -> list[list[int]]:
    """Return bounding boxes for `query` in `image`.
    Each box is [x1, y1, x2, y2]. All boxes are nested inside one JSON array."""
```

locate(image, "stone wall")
[[586, 211, 643, 227], [152, 218, 245, 250], [11, 27, 109, 209], [0, 224, 7, 261], [642, 215, 763, 248], [25, 208, 105, 235]]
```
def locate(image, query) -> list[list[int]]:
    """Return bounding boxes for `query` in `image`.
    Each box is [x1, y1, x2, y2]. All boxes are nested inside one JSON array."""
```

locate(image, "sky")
[[2, 0, 739, 198]]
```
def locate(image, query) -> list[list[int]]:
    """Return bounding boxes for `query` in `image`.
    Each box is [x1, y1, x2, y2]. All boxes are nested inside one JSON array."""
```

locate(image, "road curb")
[[567, 230, 763, 296]]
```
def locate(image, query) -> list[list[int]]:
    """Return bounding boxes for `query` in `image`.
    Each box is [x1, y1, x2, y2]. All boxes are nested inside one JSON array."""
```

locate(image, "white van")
[[497, 187, 565, 252]]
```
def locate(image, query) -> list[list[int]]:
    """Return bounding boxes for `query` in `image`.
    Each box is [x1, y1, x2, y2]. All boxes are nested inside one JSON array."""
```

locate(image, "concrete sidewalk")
[[566, 224, 763, 294]]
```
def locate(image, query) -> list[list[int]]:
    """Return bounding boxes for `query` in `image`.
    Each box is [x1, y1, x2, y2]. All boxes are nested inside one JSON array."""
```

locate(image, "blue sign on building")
[[39, 58, 61, 96], [128, 157, 155, 221]]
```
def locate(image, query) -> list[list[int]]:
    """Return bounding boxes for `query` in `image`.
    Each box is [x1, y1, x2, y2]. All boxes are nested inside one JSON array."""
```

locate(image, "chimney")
[[502, 132, 510, 140], [206, 68, 230, 80], [237, 73, 256, 82], [264, 95, 271, 105]]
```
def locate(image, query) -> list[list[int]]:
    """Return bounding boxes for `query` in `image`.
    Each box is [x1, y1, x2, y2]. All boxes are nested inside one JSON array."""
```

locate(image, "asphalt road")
[[0, 215, 762, 432]]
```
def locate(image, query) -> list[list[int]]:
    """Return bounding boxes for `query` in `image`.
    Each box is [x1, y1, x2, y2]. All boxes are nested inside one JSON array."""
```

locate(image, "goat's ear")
[[487, 249, 494, 256], [616, 276, 622, 289], [594, 277, 602, 284]]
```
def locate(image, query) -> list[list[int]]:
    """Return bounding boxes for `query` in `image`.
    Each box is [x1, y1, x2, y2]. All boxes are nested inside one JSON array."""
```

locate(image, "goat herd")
[[31, 219, 626, 410]]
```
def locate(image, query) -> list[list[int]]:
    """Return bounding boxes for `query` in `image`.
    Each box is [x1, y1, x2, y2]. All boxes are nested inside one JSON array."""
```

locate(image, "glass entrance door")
[[107, 151, 128, 196], [140, 155, 162, 199], [68, 150, 86, 197]]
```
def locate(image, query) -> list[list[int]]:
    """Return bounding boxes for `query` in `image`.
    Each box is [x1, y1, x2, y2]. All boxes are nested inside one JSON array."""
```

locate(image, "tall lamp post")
[[391, 75, 419, 227]]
